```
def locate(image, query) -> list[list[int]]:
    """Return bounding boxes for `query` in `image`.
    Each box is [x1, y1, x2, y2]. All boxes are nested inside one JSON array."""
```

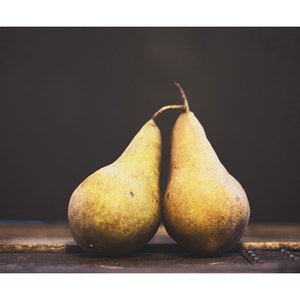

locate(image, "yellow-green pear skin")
[[163, 111, 250, 256], [68, 119, 161, 256]]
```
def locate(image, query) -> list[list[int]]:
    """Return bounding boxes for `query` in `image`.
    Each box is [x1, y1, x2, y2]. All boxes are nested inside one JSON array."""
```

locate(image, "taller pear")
[[163, 84, 250, 256], [68, 118, 162, 256]]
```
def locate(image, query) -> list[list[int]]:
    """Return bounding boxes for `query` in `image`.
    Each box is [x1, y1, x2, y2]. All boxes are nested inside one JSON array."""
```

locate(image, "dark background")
[[0, 27, 299, 223]]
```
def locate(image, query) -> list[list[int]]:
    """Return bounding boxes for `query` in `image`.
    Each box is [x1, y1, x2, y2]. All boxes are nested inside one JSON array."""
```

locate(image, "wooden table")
[[0, 222, 299, 273]]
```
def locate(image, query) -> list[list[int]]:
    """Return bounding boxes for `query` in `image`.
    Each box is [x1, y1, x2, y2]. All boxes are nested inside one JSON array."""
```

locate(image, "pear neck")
[[170, 112, 221, 170], [115, 119, 161, 171]]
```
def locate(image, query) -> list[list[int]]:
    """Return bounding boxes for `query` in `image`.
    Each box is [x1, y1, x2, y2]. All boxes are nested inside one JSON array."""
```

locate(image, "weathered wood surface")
[[0, 223, 299, 273]]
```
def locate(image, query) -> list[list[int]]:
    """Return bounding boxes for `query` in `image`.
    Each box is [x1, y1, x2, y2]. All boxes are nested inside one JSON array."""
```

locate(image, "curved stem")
[[173, 82, 190, 112], [151, 104, 185, 121]]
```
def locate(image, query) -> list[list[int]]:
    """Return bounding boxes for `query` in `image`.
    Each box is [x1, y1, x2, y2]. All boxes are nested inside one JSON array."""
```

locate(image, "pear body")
[[163, 111, 250, 256], [68, 119, 161, 256]]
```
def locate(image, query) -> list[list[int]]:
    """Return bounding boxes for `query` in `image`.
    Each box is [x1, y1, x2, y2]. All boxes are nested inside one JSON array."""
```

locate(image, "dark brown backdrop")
[[0, 28, 299, 222]]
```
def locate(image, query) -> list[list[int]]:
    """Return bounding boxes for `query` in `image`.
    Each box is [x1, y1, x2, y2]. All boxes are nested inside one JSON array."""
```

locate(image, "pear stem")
[[151, 104, 185, 121], [174, 82, 190, 112]]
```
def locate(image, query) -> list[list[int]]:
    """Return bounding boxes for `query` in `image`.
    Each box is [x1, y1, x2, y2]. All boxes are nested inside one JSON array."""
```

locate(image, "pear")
[[68, 103, 184, 256], [162, 83, 250, 256]]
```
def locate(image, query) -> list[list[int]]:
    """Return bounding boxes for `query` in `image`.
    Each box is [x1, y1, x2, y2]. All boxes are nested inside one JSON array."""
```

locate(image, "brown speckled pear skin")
[[68, 119, 161, 256], [162, 111, 250, 256]]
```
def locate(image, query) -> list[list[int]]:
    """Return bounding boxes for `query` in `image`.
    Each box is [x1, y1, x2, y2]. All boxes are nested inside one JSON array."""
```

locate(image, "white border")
[[0, 0, 299, 26], [1, 273, 299, 300]]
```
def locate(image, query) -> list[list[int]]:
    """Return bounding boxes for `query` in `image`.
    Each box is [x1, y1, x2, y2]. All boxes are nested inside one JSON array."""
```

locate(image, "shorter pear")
[[162, 83, 250, 256], [68, 103, 184, 256]]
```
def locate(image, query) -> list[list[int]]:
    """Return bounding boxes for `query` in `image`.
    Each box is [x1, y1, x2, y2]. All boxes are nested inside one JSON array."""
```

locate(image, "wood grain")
[[0, 222, 299, 272]]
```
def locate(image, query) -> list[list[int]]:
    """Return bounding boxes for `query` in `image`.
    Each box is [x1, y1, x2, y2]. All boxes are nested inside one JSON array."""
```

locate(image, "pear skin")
[[162, 84, 250, 256], [68, 119, 162, 256]]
